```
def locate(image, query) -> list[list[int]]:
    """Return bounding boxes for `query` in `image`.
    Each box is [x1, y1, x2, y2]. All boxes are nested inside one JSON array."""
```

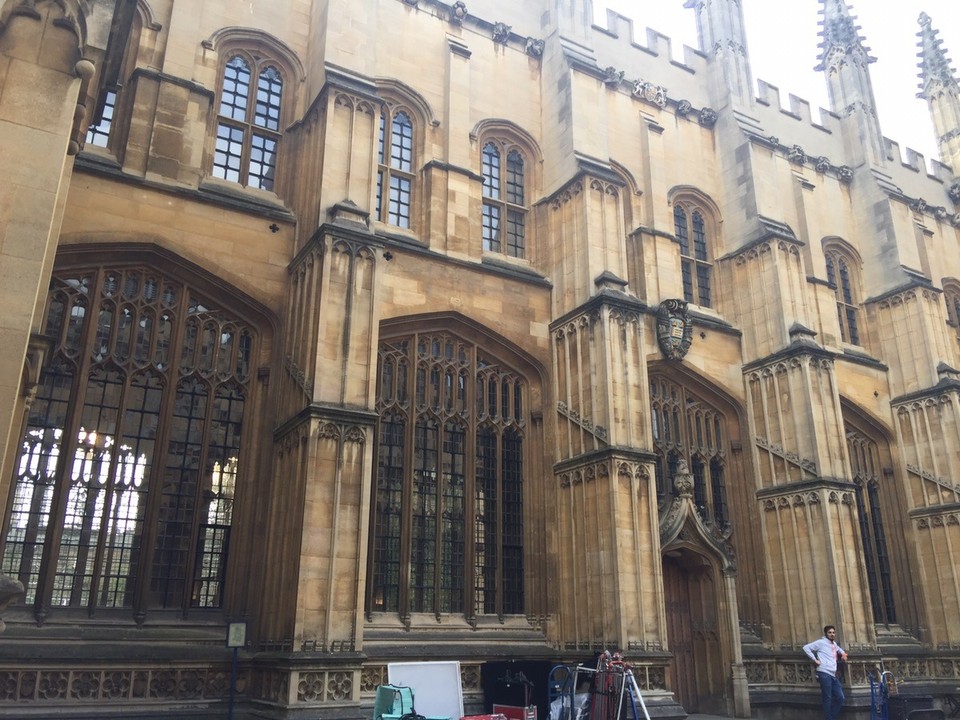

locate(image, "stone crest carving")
[[632, 79, 668, 108], [656, 299, 693, 360]]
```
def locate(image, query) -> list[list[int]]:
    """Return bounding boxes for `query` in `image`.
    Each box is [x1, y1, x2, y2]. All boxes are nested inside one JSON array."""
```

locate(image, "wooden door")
[[663, 556, 698, 712]]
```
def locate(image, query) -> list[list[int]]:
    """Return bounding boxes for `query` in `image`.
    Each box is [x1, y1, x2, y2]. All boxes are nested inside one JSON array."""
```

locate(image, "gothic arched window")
[[824, 244, 862, 345], [376, 107, 415, 228], [369, 332, 526, 619], [846, 427, 897, 624], [481, 141, 528, 258], [213, 53, 285, 191], [650, 375, 728, 529], [672, 201, 714, 308], [1, 264, 258, 615]]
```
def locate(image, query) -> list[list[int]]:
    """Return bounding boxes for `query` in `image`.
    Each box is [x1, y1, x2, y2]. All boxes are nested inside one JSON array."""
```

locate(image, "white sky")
[[594, 0, 959, 166]]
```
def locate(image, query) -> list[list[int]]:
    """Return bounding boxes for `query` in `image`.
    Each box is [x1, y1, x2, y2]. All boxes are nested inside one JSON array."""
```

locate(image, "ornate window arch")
[[474, 122, 540, 260], [1, 255, 265, 618], [480, 139, 528, 258], [823, 239, 862, 345], [212, 48, 290, 191], [649, 374, 729, 529], [669, 190, 720, 308], [368, 324, 532, 620]]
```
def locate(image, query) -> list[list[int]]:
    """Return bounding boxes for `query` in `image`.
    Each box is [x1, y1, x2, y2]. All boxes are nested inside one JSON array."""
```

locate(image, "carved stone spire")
[[684, 0, 754, 108], [816, 0, 885, 166], [917, 12, 960, 175]]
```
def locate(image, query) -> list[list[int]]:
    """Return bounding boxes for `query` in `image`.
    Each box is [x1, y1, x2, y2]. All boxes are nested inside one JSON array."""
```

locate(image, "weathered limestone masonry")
[[1, 0, 960, 718]]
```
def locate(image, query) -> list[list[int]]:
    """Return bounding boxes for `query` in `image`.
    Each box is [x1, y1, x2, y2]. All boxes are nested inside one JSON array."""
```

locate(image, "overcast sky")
[[594, 0, 958, 167]]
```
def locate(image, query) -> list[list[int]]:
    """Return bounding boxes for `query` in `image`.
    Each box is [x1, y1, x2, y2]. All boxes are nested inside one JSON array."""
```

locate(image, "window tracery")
[[846, 427, 897, 624], [370, 332, 525, 619], [1, 264, 257, 615], [650, 376, 728, 530]]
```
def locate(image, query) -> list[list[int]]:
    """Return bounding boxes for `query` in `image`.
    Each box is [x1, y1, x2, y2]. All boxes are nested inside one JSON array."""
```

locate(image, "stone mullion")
[[948, 393, 960, 488], [755, 373, 778, 487], [574, 321, 586, 455], [562, 329, 574, 457], [595, 462, 612, 647], [920, 403, 942, 485]]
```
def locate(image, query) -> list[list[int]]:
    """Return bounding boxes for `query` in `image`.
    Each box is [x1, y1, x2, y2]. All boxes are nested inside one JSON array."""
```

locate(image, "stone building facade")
[[1, 0, 960, 718]]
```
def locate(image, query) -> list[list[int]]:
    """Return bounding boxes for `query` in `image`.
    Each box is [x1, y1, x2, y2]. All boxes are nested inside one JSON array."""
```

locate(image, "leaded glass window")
[[482, 142, 527, 258], [86, 89, 117, 148], [213, 55, 284, 191], [825, 248, 861, 345], [846, 429, 896, 624], [376, 109, 415, 228], [650, 375, 729, 529], [370, 332, 525, 619], [1, 265, 256, 616], [673, 203, 712, 307]]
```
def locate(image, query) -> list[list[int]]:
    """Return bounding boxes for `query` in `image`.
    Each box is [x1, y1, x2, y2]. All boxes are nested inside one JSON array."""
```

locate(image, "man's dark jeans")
[[817, 671, 845, 720]]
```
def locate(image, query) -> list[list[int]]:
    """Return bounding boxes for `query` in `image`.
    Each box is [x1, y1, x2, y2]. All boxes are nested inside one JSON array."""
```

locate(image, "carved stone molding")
[[22, 333, 52, 410], [754, 436, 818, 476]]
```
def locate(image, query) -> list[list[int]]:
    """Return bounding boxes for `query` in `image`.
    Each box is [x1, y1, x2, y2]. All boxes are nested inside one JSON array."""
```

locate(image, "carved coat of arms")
[[656, 299, 693, 360]]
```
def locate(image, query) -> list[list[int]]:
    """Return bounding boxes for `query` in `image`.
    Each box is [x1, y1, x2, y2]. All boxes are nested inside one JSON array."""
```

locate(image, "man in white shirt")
[[803, 625, 849, 720]]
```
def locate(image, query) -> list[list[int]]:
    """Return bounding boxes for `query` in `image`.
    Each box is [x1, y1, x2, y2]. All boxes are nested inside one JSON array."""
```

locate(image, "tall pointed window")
[[1, 265, 257, 615], [673, 203, 713, 307], [650, 375, 728, 529], [824, 244, 861, 345], [376, 107, 415, 228], [846, 427, 897, 624], [369, 332, 525, 619], [213, 54, 284, 191], [482, 142, 527, 258]]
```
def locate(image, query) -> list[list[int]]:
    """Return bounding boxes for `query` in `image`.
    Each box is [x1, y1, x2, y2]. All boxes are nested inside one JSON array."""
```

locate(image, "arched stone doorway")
[[660, 462, 750, 717]]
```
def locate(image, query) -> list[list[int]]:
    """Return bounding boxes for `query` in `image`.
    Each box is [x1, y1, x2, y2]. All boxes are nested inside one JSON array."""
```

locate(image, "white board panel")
[[387, 661, 463, 719]]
